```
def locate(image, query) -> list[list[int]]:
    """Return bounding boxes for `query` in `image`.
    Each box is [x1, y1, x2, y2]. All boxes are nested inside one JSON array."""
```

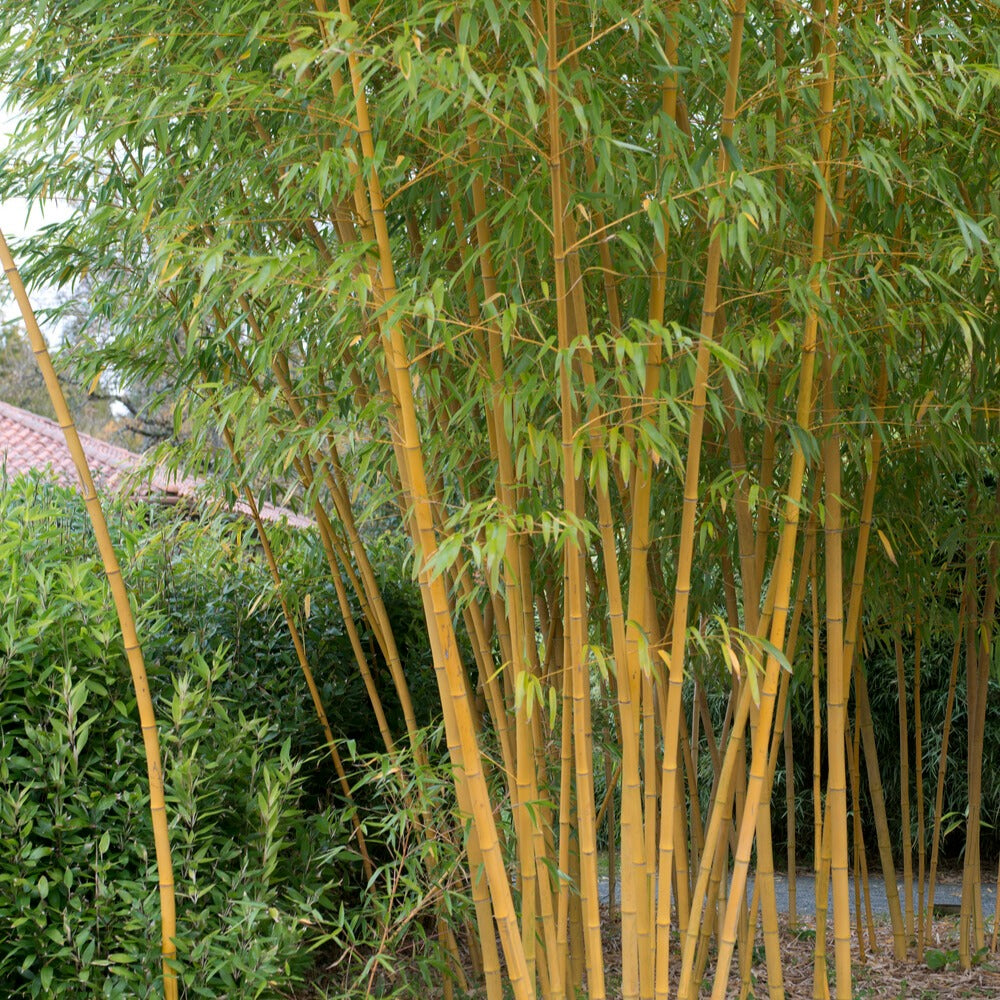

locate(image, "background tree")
[[0, 321, 126, 440]]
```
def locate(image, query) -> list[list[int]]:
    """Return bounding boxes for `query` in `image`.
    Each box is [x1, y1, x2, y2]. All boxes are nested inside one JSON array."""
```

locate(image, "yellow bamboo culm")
[[656, 5, 749, 996], [0, 229, 178, 999], [316, 0, 533, 990]]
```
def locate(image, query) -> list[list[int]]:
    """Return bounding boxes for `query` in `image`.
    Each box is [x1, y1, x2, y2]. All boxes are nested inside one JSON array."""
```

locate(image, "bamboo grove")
[[1, 1, 999, 997]]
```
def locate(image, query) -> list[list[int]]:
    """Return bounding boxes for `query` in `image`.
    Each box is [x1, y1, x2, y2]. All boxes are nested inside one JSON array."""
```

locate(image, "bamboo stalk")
[[545, 1, 606, 992], [813, 802, 832, 1000], [0, 230, 178, 999], [812, 544, 822, 874], [856, 662, 906, 959], [849, 675, 877, 955], [961, 493, 997, 966], [679, 707, 706, 884], [737, 516, 817, 997], [740, 671, 793, 1000], [894, 624, 914, 948], [836, 362, 904, 958], [556, 616, 575, 996], [847, 720, 866, 961], [655, 4, 749, 994], [785, 705, 797, 924], [560, 173, 653, 999], [720, 340, 786, 996], [914, 613, 926, 953], [605, 753, 618, 927]]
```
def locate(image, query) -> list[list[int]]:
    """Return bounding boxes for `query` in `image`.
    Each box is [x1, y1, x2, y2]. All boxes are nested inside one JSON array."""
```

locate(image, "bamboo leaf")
[[746, 662, 760, 707], [877, 529, 898, 567], [722, 642, 741, 679], [720, 135, 743, 171]]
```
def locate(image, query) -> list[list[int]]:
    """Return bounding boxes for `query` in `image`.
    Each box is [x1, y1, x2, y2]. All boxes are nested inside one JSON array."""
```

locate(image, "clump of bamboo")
[[1, 1, 997, 997]]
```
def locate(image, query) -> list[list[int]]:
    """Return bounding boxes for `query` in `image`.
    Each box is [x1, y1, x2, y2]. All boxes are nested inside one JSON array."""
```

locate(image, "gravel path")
[[599, 871, 998, 922], [748, 871, 997, 921]]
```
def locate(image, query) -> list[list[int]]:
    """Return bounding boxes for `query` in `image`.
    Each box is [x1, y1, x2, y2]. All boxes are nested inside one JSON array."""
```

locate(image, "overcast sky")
[[0, 106, 75, 337], [0, 101, 77, 235]]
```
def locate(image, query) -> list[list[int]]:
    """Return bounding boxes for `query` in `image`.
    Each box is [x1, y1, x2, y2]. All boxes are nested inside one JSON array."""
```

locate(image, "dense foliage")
[[0, 474, 447, 997], [0, 1, 998, 998]]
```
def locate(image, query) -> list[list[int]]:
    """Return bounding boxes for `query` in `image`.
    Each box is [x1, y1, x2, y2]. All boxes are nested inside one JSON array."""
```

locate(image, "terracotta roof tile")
[[0, 399, 311, 529]]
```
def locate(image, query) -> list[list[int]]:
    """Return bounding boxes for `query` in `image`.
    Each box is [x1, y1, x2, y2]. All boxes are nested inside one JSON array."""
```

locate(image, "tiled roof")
[[0, 399, 312, 529]]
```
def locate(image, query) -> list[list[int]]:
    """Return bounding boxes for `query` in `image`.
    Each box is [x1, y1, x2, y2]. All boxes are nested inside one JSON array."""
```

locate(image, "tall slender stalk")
[[655, 5, 748, 995], [893, 624, 914, 947], [0, 230, 178, 999], [914, 612, 926, 953], [545, 0, 606, 983]]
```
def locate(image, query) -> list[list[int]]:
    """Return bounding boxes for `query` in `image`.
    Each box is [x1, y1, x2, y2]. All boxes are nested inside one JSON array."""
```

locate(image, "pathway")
[[598, 871, 998, 922]]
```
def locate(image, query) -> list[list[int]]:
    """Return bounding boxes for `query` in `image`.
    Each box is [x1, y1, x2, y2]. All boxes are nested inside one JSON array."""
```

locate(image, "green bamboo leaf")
[[720, 135, 743, 171]]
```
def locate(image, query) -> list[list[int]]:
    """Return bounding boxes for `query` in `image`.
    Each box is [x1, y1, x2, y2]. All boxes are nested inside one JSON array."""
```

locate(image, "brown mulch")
[[751, 914, 1000, 1000], [297, 906, 1000, 998], [568, 905, 1000, 999]]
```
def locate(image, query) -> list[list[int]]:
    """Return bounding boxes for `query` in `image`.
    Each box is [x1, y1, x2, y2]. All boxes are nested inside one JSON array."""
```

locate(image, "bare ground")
[[299, 895, 1000, 997], [594, 906, 1000, 1000]]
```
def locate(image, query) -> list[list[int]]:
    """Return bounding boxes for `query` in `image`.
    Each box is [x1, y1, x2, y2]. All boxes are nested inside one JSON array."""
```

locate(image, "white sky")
[[0, 195, 73, 242], [0, 107, 74, 338]]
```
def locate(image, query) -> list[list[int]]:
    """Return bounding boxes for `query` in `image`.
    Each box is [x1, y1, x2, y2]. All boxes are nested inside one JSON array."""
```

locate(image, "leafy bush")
[[158, 651, 347, 997], [0, 475, 355, 996]]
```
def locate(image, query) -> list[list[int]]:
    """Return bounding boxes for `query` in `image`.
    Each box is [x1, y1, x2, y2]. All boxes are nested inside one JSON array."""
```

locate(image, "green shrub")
[[158, 650, 347, 997], [0, 475, 350, 996]]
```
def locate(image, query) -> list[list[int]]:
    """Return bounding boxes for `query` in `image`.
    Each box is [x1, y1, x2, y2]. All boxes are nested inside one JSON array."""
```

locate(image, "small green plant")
[[925, 943, 990, 973], [311, 728, 470, 999], [925, 947, 960, 971]]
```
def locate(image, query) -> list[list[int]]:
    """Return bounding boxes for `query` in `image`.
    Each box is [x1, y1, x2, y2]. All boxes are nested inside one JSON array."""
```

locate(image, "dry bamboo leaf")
[[877, 529, 898, 566], [159, 263, 183, 287], [723, 642, 742, 679], [916, 389, 935, 423], [248, 589, 268, 616]]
